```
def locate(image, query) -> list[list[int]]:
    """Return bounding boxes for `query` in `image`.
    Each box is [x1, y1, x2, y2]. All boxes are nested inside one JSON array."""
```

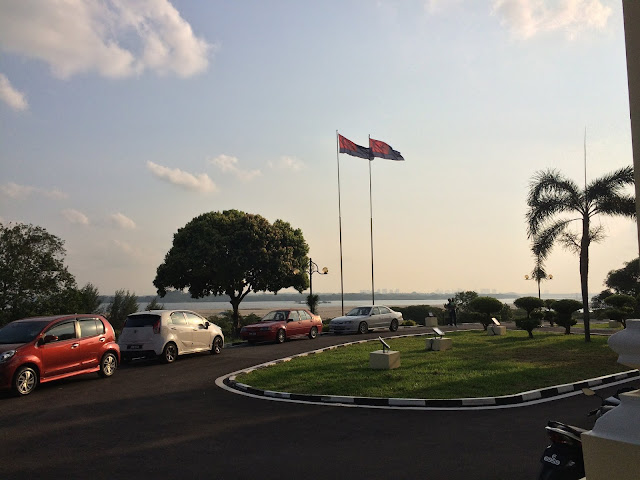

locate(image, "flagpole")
[[336, 130, 345, 316], [368, 134, 375, 306]]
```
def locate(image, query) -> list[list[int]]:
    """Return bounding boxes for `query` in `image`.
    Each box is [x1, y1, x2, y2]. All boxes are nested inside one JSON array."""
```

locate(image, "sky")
[[1, 0, 638, 298]]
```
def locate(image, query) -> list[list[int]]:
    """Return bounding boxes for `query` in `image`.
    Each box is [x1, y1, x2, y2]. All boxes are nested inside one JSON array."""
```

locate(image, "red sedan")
[[0, 314, 120, 396], [240, 309, 322, 344]]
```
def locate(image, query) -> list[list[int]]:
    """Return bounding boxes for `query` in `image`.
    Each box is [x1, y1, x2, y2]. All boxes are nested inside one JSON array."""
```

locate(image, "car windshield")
[[346, 307, 371, 316], [262, 311, 288, 322], [0, 321, 50, 344]]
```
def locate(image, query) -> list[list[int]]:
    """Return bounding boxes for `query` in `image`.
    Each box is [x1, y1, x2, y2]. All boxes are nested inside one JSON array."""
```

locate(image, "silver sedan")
[[329, 306, 402, 334]]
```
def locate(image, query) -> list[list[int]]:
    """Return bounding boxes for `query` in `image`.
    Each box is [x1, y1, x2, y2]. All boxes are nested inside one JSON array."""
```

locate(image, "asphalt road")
[[0, 327, 632, 480]]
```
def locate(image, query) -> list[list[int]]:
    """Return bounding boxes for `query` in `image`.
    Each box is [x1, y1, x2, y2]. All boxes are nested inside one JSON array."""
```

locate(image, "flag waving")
[[369, 138, 404, 161], [338, 134, 371, 159]]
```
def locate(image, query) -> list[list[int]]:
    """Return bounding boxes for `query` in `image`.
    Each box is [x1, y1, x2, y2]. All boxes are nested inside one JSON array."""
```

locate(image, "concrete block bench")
[[426, 337, 453, 351], [370, 350, 401, 369], [488, 325, 507, 335]]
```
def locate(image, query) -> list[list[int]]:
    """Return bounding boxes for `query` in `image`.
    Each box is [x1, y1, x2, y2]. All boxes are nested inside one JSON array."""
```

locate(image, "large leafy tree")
[[154, 210, 309, 333], [526, 167, 635, 342], [0, 223, 76, 325]]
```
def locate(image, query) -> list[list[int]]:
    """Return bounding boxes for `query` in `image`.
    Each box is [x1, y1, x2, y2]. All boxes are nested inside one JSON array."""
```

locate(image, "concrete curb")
[[215, 332, 640, 411]]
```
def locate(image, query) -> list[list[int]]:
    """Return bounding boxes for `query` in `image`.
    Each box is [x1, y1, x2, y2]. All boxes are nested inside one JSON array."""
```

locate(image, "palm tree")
[[526, 250, 552, 299], [526, 166, 635, 342]]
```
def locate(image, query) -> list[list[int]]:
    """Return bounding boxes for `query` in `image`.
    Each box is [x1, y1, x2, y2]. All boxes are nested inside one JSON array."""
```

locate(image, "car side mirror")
[[204, 322, 210, 329], [43, 335, 58, 344]]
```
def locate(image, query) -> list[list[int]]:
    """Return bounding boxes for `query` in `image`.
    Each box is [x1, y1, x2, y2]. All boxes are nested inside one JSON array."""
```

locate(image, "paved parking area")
[[0, 325, 635, 480]]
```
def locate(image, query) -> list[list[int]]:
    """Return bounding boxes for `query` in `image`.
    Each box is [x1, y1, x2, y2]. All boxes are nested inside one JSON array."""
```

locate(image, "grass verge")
[[235, 331, 630, 399]]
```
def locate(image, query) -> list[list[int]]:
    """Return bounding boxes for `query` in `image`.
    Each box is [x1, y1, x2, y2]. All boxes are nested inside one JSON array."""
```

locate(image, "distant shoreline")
[[101, 291, 582, 303]]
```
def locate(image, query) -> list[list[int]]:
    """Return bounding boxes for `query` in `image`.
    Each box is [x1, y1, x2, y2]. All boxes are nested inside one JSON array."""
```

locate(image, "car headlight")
[[0, 350, 16, 363], [259, 326, 271, 331]]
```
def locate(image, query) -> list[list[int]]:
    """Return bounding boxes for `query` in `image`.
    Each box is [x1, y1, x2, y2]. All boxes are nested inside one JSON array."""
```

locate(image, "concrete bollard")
[[369, 350, 401, 369], [426, 337, 452, 351], [487, 325, 507, 336]]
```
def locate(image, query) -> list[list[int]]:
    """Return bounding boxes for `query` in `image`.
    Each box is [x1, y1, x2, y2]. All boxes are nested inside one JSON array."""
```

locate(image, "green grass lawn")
[[235, 331, 630, 399]]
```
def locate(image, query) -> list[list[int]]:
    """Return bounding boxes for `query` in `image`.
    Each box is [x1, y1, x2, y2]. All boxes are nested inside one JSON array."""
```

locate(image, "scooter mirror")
[[581, 387, 596, 396]]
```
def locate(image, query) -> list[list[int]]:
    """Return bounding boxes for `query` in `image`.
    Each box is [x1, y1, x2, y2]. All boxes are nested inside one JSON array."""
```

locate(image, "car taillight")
[[153, 319, 161, 334]]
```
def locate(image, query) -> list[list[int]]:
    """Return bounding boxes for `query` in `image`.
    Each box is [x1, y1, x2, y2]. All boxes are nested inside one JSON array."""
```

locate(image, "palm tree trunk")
[[580, 216, 591, 342]]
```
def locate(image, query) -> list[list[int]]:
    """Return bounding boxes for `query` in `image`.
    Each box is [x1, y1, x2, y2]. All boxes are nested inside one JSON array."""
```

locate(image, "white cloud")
[[210, 154, 262, 182], [0, 73, 28, 111], [0, 0, 213, 79], [491, 0, 612, 40], [268, 156, 305, 172], [1, 182, 67, 199], [147, 161, 217, 192], [62, 209, 89, 225], [112, 239, 135, 256], [110, 212, 136, 229]]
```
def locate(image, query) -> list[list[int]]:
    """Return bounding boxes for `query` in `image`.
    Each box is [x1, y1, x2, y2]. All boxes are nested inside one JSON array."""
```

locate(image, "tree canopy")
[[550, 299, 583, 334], [514, 296, 544, 318], [604, 258, 639, 297], [154, 210, 309, 332], [526, 166, 635, 341], [0, 223, 77, 324], [469, 296, 503, 330]]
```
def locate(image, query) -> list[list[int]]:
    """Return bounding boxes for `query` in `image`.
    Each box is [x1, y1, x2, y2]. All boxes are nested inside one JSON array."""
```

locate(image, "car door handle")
[[71, 343, 80, 349], [99, 337, 106, 342]]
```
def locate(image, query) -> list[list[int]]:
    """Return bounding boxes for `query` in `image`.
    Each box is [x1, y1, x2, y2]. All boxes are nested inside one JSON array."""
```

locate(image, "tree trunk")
[[580, 216, 591, 342], [230, 297, 241, 336]]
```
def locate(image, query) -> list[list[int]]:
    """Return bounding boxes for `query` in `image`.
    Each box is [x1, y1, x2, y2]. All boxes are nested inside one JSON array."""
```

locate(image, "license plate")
[[128, 345, 142, 349]]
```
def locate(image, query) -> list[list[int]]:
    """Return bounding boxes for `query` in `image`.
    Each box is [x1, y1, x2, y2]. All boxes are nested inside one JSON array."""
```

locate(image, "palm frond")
[[527, 170, 583, 235], [532, 219, 573, 261], [592, 194, 637, 219], [559, 231, 581, 254]]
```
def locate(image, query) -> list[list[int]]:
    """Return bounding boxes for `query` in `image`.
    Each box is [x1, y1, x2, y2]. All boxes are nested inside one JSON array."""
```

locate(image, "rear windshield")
[[123, 314, 160, 328]]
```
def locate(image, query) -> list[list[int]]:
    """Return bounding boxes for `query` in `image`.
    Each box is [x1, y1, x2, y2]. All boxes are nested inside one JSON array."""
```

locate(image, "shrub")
[[209, 311, 260, 340], [402, 319, 417, 327], [515, 310, 543, 338], [500, 303, 514, 323], [551, 299, 583, 334], [392, 305, 445, 326], [469, 296, 503, 330]]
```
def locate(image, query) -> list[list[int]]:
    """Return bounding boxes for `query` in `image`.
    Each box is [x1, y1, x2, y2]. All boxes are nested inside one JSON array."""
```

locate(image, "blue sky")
[[0, 0, 637, 297]]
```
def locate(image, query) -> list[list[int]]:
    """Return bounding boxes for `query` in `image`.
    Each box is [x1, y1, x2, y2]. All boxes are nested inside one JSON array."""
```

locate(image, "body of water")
[[129, 298, 517, 312]]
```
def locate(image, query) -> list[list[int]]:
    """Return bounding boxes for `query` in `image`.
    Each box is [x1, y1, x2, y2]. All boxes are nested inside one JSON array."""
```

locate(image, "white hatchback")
[[118, 310, 224, 363]]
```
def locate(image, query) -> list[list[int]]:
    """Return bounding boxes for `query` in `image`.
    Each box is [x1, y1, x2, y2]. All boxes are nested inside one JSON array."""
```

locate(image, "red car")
[[0, 314, 120, 396], [240, 309, 322, 344]]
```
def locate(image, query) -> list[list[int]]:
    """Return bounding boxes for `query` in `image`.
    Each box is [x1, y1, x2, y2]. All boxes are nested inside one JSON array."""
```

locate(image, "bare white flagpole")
[[336, 130, 345, 316], [368, 134, 375, 306]]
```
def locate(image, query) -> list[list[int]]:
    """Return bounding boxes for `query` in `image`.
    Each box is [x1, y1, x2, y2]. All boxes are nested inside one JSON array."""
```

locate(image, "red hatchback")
[[240, 309, 322, 344], [0, 314, 120, 396]]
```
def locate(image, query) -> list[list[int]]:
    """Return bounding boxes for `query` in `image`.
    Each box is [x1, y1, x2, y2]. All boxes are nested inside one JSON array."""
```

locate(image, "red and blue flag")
[[369, 138, 404, 161]]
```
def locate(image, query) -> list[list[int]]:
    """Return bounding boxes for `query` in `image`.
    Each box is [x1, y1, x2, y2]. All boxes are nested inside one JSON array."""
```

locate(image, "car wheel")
[[162, 342, 178, 363], [211, 336, 223, 355], [13, 365, 38, 396], [275, 329, 286, 344], [98, 352, 118, 378], [358, 322, 368, 334], [389, 319, 399, 332], [308, 326, 318, 339]]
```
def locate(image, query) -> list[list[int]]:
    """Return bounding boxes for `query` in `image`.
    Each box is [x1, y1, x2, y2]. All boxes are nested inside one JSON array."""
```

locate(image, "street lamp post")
[[308, 258, 328, 299]]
